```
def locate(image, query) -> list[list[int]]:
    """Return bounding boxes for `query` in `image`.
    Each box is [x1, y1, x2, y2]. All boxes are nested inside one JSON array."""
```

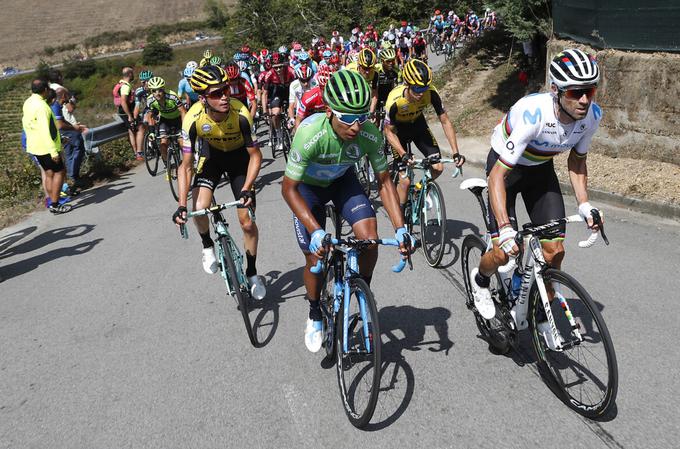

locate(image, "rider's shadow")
[[365, 305, 454, 431], [436, 219, 481, 269]]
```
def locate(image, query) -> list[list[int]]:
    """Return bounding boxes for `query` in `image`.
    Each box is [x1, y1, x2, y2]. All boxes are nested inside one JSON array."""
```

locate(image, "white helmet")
[[549, 48, 600, 89], [185, 60, 198, 70]]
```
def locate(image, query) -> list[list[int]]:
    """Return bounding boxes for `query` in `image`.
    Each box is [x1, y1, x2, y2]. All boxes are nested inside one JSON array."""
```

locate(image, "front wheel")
[[419, 181, 447, 267], [281, 124, 291, 162], [336, 278, 381, 428], [219, 236, 258, 347], [143, 131, 160, 176], [167, 143, 180, 201], [529, 269, 618, 418]]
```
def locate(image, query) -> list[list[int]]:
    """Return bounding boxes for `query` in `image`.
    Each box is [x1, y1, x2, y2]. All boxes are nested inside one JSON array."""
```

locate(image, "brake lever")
[[591, 209, 609, 246]]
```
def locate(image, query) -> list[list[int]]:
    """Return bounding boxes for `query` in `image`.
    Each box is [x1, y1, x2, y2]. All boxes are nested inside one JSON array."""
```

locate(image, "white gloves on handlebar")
[[497, 225, 517, 254]]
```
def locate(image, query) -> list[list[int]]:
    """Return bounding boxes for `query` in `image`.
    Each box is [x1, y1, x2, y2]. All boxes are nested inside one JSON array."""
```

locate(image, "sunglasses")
[[151, 89, 164, 94], [410, 85, 429, 94], [562, 87, 597, 100], [206, 86, 231, 99], [333, 110, 369, 126]]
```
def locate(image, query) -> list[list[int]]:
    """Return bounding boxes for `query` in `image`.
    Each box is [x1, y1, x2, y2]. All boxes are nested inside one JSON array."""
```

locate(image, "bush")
[[35, 60, 51, 80], [142, 39, 173, 65], [63, 59, 97, 79]]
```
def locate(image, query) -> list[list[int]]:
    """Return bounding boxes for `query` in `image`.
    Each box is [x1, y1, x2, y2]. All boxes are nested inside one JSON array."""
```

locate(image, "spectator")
[[116, 67, 140, 159], [22, 79, 71, 214], [53, 90, 88, 195]]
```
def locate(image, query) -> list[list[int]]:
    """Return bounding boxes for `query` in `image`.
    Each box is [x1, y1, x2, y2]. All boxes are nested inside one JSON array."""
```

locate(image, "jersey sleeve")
[[364, 129, 388, 174], [235, 99, 253, 126], [495, 109, 541, 170], [573, 103, 602, 156], [430, 88, 445, 116], [284, 124, 313, 181], [238, 114, 255, 147], [288, 81, 298, 104], [386, 102, 398, 126], [181, 114, 197, 153]]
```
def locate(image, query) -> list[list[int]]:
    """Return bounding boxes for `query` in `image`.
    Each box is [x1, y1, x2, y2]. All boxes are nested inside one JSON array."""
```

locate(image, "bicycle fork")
[[342, 250, 373, 354]]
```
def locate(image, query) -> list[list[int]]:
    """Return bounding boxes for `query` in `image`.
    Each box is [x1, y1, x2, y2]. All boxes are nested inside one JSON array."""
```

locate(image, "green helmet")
[[323, 70, 371, 114], [139, 70, 154, 81], [209, 55, 223, 66]]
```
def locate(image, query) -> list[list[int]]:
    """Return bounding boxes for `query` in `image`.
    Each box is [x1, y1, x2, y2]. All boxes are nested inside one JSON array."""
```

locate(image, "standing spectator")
[[54, 90, 88, 195], [22, 79, 71, 214], [115, 67, 140, 159]]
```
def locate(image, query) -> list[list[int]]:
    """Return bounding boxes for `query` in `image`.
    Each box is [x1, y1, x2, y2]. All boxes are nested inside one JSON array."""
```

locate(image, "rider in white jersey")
[[470, 49, 604, 325]]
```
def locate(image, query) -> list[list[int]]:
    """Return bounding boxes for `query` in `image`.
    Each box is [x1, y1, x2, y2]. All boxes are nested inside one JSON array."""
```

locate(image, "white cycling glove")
[[497, 225, 517, 254]]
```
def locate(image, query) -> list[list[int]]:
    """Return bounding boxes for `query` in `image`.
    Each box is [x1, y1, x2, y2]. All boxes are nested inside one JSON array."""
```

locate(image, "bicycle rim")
[[282, 127, 291, 162], [321, 259, 338, 362], [460, 235, 513, 354], [336, 278, 381, 428], [219, 236, 258, 347], [529, 269, 618, 418], [143, 134, 159, 176], [419, 182, 447, 267]]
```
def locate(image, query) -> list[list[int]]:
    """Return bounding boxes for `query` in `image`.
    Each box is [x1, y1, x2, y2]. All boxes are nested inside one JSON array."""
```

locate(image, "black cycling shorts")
[[158, 117, 182, 138], [193, 146, 255, 206], [34, 153, 65, 172], [485, 149, 565, 241], [394, 115, 441, 159]]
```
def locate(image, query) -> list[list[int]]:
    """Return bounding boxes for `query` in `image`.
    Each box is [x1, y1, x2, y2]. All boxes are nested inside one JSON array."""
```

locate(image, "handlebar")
[[178, 200, 254, 239], [309, 235, 418, 274]]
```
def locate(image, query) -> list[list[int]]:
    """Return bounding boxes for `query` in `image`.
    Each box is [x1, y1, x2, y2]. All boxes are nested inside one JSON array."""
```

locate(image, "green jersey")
[[147, 90, 182, 119], [285, 113, 387, 187]]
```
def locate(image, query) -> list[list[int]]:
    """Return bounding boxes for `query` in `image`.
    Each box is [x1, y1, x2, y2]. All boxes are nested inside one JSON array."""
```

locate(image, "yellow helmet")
[[357, 48, 377, 68], [189, 65, 229, 94], [379, 48, 396, 61], [402, 59, 432, 87], [203, 49, 213, 59]]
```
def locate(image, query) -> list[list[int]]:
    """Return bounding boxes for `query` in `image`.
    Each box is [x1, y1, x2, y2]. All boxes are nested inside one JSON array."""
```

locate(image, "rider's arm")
[[282, 176, 321, 233], [239, 115, 262, 191], [567, 150, 590, 208], [383, 103, 406, 157], [178, 122, 196, 209], [487, 163, 512, 228], [432, 90, 461, 159]]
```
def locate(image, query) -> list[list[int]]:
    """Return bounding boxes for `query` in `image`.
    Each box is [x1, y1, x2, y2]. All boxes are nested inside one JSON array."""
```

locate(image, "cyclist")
[[281, 70, 410, 352], [262, 52, 296, 150], [288, 64, 315, 130], [146, 77, 186, 170], [133, 69, 154, 159], [412, 31, 428, 62], [225, 63, 257, 121], [345, 47, 379, 116], [469, 49, 603, 324], [375, 48, 400, 113], [173, 65, 266, 299], [199, 49, 212, 67], [178, 66, 199, 107], [295, 64, 335, 128], [383, 59, 465, 211], [396, 33, 411, 67]]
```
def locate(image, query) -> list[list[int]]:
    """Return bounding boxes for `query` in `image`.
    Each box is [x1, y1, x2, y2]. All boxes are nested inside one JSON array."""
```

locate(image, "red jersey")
[[229, 78, 256, 104], [296, 85, 326, 119], [262, 66, 296, 86]]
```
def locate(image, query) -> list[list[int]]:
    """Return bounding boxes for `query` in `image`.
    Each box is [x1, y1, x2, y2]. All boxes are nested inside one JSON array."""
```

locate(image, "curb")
[[442, 149, 680, 220]]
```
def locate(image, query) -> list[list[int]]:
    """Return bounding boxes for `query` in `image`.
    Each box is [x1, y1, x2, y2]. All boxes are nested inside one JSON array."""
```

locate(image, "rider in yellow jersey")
[[344, 48, 379, 116], [383, 59, 465, 210]]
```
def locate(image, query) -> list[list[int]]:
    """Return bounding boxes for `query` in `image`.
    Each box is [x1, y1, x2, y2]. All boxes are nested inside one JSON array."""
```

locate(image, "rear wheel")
[[336, 278, 381, 428], [529, 269, 618, 418], [419, 181, 447, 267]]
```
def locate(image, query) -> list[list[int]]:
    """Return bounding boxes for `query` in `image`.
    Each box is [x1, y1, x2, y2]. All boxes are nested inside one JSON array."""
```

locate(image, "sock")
[[475, 271, 490, 288], [308, 296, 322, 321], [199, 232, 213, 249], [245, 253, 257, 277]]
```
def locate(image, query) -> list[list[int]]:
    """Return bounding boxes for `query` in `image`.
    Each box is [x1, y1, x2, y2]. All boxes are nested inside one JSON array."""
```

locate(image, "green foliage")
[[44, 43, 77, 56], [142, 39, 174, 65], [63, 59, 97, 79], [205, 0, 230, 29], [487, 0, 552, 40], [36, 60, 51, 80]]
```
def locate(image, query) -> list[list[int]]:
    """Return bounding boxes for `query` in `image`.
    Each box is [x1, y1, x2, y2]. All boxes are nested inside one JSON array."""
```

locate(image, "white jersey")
[[490, 92, 602, 169], [288, 79, 316, 105]]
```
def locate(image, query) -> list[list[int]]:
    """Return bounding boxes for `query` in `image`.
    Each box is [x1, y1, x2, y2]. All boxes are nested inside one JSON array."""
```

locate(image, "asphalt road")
[[2, 51, 680, 449]]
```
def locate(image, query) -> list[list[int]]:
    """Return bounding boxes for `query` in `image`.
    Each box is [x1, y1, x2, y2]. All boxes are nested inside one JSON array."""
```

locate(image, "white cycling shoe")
[[248, 275, 267, 300], [471, 268, 496, 320], [304, 318, 323, 353], [202, 248, 218, 274]]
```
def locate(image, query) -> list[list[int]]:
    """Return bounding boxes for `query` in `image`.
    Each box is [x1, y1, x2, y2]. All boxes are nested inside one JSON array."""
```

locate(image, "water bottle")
[[508, 269, 522, 304]]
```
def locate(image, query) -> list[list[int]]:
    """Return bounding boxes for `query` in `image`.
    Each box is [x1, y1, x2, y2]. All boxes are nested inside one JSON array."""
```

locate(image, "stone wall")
[[548, 39, 680, 166]]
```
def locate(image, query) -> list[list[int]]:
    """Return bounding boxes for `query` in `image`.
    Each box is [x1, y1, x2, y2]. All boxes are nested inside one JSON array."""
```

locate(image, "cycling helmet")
[[139, 70, 154, 82], [349, 35, 357, 44], [549, 48, 600, 88], [190, 65, 229, 93], [332, 30, 339, 37], [366, 24, 374, 31], [435, 9, 441, 15], [316, 65, 334, 88], [324, 70, 370, 114], [329, 54, 340, 65], [209, 55, 223, 66], [248, 55, 259, 66], [225, 63, 240, 80], [293, 42, 303, 52], [237, 60, 248, 72], [295, 64, 313, 82], [183, 67, 194, 78], [203, 49, 213, 59], [298, 51, 310, 62], [147, 76, 165, 90], [448, 11, 454, 17], [263, 58, 273, 70], [379, 48, 396, 61], [186, 61, 198, 70], [278, 45, 289, 55], [241, 44, 251, 53], [357, 48, 376, 68], [402, 59, 433, 87], [381, 41, 394, 50], [322, 50, 332, 59], [367, 40, 377, 49]]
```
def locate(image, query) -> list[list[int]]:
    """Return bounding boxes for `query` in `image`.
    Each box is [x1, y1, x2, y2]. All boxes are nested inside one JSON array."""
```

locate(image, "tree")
[[142, 38, 173, 65], [487, 0, 552, 41]]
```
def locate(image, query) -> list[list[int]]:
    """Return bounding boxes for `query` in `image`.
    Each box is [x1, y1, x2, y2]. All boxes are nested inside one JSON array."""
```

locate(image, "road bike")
[[459, 177, 618, 418], [396, 155, 461, 267], [165, 130, 183, 201], [267, 110, 292, 162], [143, 124, 161, 176], [180, 199, 259, 347], [310, 208, 414, 428]]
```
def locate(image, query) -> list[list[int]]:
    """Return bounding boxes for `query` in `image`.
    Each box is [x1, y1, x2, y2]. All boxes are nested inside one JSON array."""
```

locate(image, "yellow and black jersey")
[[181, 99, 255, 153], [344, 62, 379, 90], [384, 84, 445, 125]]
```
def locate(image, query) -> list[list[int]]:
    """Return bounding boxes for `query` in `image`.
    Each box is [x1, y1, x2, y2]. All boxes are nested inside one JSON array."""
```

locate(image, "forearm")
[[178, 153, 193, 207], [370, 91, 378, 114], [243, 147, 262, 191], [121, 99, 132, 117], [385, 125, 405, 156], [377, 173, 405, 229], [439, 113, 460, 153], [568, 152, 589, 205]]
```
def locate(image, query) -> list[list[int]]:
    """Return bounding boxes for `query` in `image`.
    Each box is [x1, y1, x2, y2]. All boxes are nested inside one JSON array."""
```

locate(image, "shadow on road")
[[364, 304, 455, 430], [0, 224, 95, 261], [73, 179, 134, 208], [0, 226, 37, 257], [255, 170, 285, 193], [437, 219, 480, 269]]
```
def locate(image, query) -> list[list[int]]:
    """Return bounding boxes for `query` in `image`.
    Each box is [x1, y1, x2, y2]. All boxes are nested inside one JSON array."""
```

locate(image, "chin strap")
[[555, 91, 580, 122]]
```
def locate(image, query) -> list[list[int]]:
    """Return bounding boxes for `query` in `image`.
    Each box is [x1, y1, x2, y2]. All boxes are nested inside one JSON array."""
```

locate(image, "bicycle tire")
[[143, 132, 160, 176], [419, 181, 447, 267], [281, 125, 291, 162], [460, 234, 513, 354], [336, 277, 381, 428], [219, 236, 258, 347], [167, 142, 180, 202], [321, 255, 339, 362], [529, 269, 618, 418]]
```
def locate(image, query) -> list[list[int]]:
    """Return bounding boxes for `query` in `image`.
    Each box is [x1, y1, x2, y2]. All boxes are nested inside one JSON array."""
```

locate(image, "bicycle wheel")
[[355, 157, 371, 197], [321, 256, 339, 362], [428, 36, 436, 52], [460, 234, 513, 354], [143, 132, 160, 176], [419, 181, 447, 267], [281, 125, 291, 162], [529, 269, 618, 418], [219, 236, 258, 347], [167, 144, 180, 202], [336, 277, 381, 428]]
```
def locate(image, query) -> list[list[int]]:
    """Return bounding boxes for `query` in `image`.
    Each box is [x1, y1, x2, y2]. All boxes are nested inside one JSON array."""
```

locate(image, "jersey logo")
[[201, 124, 212, 133], [523, 108, 542, 125], [345, 143, 361, 160], [290, 150, 302, 163]]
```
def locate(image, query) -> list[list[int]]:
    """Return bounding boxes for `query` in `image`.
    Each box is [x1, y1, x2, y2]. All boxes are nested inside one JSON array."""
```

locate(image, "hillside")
[[0, 0, 235, 71]]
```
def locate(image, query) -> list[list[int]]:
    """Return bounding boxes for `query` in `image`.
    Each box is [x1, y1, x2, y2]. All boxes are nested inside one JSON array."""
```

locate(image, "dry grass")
[[0, 0, 236, 70]]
